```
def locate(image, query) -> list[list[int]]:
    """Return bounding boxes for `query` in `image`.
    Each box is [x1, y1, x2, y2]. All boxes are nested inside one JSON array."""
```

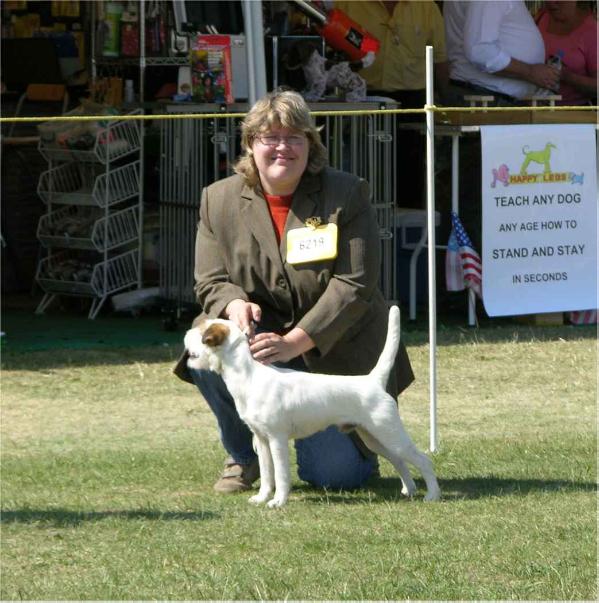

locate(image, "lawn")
[[1, 321, 596, 600]]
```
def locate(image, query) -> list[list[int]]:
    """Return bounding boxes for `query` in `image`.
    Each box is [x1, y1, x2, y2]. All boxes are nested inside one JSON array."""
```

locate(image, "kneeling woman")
[[174, 89, 414, 493]]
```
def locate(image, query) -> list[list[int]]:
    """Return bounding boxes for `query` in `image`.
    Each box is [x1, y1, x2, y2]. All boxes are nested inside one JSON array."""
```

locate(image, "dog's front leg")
[[267, 434, 291, 508], [248, 434, 274, 505]]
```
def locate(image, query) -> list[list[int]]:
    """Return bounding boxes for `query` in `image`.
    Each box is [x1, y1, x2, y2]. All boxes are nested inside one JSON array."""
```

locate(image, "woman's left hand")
[[249, 327, 315, 365]]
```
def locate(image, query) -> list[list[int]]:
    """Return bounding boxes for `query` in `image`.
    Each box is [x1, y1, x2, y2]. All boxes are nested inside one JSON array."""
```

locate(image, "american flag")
[[568, 309, 597, 325], [445, 211, 482, 298]]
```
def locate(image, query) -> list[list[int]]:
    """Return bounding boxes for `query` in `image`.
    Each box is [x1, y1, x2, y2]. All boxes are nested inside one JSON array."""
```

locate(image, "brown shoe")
[[213, 457, 260, 493]]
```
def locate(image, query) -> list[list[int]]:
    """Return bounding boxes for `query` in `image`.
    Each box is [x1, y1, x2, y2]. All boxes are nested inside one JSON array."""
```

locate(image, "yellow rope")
[[0, 104, 596, 124]]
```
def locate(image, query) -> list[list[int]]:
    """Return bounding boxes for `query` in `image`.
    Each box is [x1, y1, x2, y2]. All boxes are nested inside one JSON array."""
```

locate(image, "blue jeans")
[[189, 356, 376, 490]]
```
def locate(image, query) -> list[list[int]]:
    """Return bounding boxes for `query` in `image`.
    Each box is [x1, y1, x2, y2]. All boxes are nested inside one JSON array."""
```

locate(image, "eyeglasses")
[[256, 134, 306, 146]]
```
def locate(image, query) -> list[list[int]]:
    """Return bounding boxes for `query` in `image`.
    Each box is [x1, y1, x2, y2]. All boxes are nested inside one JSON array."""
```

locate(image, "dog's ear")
[[202, 323, 230, 347]]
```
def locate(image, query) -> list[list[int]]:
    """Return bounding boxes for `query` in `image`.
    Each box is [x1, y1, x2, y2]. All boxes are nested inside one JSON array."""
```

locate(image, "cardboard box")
[[514, 312, 564, 326], [531, 110, 597, 124], [435, 109, 532, 126], [435, 107, 596, 127]]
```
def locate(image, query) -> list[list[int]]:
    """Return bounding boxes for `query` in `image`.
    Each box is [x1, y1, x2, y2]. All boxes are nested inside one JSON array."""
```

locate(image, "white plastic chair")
[[395, 208, 441, 321]]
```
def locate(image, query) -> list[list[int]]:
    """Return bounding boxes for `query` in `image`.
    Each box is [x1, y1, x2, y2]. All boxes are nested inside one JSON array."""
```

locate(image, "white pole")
[[250, 0, 268, 99], [242, 0, 268, 104], [241, 0, 257, 104], [451, 135, 459, 214], [425, 46, 438, 452]]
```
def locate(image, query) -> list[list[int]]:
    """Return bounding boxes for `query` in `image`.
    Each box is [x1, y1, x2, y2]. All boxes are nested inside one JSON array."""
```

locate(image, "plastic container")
[[537, 50, 563, 96], [124, 79, 135, 103], [102, 2, 123, 57], [546, 50, 563, 92]]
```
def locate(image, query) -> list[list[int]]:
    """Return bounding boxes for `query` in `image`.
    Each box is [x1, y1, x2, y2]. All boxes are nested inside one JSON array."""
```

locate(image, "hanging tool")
[[291, 0, 380, 62]]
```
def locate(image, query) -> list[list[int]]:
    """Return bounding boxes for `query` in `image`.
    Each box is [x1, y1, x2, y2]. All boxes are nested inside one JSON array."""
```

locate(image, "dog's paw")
[[400, 478, 417, 497], [248, 493, 270, 505], [266, 497, 287, 509], [424, 490, 441, 502], [401, 483, 416, 498]]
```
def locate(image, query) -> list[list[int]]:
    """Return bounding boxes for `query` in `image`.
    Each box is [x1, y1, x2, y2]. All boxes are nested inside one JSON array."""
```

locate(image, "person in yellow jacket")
[[335, 0, 449, 208], [335, 0, 449, 100]]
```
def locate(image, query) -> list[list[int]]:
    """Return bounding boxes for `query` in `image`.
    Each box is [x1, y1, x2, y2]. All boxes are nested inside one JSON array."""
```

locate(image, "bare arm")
[[496, 58, 560, 90]]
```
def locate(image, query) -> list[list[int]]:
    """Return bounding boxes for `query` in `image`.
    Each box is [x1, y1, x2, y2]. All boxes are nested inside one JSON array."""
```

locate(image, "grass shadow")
[[0, 508, 218, 526], [1, 307, 596, 369], [294, 475, 597, 504], [1, 345, 182, 371], [435, 476, 597, 500], [0, 309, 184, 368]]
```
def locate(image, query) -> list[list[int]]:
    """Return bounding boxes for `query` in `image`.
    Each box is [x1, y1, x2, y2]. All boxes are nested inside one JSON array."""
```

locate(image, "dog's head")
[[184, 319, 247, 373]]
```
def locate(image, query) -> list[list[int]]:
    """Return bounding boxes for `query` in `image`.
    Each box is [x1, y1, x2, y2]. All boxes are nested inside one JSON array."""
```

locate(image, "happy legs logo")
[[490, 142, 584, 188]]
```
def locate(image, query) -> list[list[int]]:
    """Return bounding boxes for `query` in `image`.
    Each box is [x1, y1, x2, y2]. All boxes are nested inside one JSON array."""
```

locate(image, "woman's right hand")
[[224, 299, 262, 337], [528, 63, 561, 91]]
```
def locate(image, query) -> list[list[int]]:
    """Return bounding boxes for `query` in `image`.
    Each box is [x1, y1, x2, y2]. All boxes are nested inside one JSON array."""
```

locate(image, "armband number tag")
[[286, 223, 338, 265]]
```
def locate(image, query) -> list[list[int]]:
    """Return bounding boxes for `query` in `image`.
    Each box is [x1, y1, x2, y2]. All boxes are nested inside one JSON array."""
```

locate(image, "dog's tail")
[[369, 305, 401, 388]]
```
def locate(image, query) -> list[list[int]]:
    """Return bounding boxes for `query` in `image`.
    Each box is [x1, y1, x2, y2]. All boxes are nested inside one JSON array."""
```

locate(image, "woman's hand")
[[224, 299, 262, 337], [526, 63, 561, 91], [249, 327, 315, 365], [500, 59, 560, 91]]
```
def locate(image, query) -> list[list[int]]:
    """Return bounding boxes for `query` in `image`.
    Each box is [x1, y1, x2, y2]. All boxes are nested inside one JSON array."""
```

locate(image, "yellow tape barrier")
[[0, 104, 597, 124]]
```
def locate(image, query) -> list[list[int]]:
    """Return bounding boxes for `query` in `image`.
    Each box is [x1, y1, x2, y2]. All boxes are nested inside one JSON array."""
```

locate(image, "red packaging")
[[121, 23, 139, 57], [190, 34, 233, 104]]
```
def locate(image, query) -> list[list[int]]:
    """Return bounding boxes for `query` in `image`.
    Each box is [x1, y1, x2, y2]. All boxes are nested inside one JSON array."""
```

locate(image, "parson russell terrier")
[[184, 306, 440, 508]]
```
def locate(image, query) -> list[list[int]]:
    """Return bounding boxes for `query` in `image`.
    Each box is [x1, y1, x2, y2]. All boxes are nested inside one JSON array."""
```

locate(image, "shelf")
[[37, 160, 140, 207], [36, 249, 139, 297], [95, 56, 189, 67], [37, 205, 140, 251], [38, 110, 142, 164], [35, 104, 143, 319]]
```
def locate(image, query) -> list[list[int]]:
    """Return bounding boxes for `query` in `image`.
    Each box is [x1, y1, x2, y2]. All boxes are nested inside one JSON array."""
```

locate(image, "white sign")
[[481, 124, 597, 316]]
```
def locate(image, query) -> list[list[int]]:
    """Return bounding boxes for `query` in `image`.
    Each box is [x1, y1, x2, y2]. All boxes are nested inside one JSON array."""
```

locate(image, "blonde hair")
[[233, 89, 328, 188]]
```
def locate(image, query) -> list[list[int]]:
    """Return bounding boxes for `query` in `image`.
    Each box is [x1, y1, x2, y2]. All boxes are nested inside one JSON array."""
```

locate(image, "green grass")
[[1, 323, 596, 600]]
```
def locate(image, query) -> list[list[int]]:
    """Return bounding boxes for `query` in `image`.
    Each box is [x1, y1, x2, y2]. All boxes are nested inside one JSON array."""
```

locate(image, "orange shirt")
[[264, 193, 293, 244]]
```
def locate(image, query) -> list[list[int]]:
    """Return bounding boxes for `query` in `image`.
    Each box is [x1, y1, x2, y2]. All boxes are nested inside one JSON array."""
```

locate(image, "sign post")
[[425, 46, 438, 453]]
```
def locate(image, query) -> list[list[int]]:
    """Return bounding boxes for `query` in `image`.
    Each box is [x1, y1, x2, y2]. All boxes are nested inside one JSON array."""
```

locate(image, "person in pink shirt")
[[536, 1, 597, 105]]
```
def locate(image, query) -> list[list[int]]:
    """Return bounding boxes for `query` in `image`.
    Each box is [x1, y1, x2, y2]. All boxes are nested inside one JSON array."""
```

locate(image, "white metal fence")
[[158, 103, 398, 310]]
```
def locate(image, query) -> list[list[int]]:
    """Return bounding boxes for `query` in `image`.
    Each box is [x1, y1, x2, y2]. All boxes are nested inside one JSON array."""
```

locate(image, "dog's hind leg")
[[392, 443, 440, 501], [359, 411, 440, 501], [267, 434, 292, 508], [248, 434, 275, 505], [355, 427, 417, 497]]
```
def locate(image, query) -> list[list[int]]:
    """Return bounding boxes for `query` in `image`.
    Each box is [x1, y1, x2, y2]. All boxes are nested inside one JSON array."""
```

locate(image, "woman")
[[174, 89, 414, 494], [536, 1, 597, 105]]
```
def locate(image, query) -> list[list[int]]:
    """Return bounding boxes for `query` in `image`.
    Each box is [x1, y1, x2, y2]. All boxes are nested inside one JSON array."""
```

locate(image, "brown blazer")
[[174, 167, 414, 396]]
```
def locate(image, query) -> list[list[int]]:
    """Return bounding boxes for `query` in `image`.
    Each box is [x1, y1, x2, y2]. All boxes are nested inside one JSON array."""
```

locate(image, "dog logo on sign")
[[519, 142, 556, 175]]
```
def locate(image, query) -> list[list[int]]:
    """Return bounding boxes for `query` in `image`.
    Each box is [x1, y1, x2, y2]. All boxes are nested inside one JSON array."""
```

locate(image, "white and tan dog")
[[185, 306, 440, 508]]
